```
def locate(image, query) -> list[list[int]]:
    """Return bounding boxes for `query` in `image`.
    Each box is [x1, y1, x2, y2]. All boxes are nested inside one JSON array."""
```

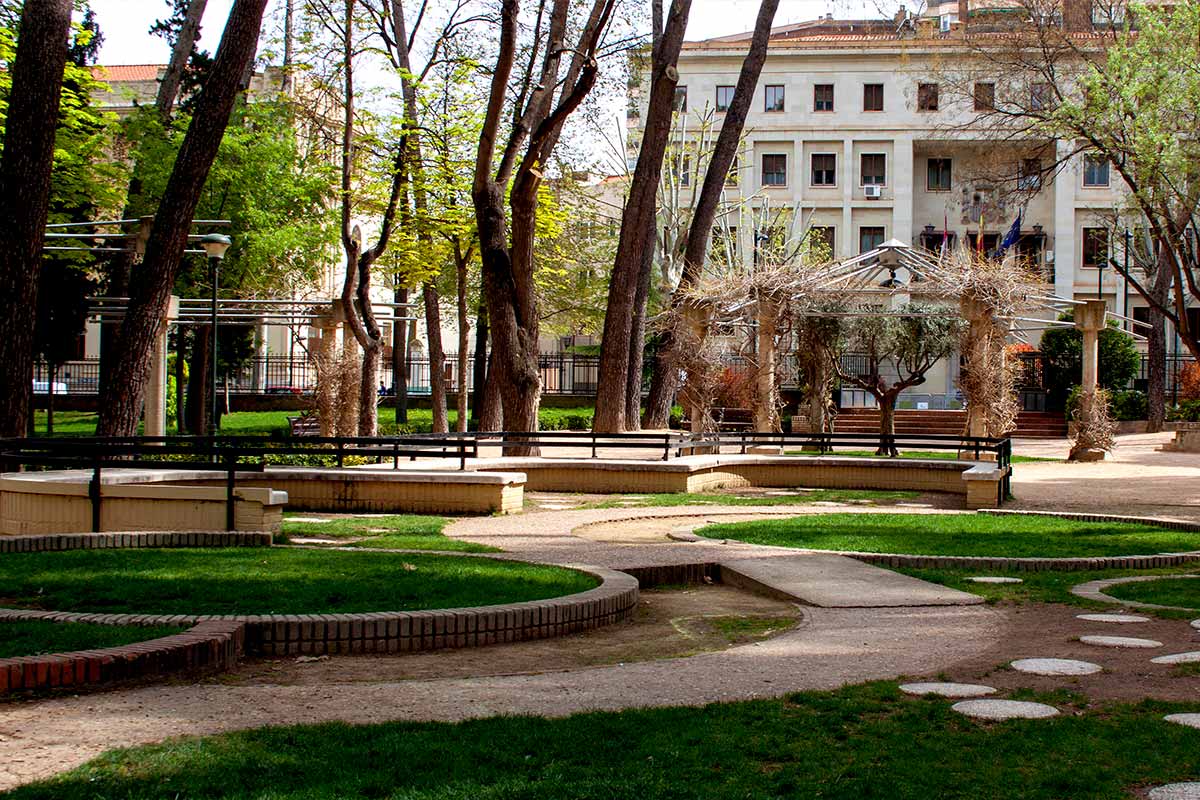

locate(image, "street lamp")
[[200, 233, 232, 439]]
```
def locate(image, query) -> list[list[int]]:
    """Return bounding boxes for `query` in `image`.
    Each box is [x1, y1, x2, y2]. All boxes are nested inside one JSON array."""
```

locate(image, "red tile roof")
[[90, 65, 163, 82]]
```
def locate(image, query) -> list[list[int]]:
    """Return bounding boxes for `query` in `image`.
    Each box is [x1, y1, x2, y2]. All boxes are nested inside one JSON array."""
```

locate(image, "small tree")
[[834, 309, 963, 456], [1039, 311, 1140, 409]]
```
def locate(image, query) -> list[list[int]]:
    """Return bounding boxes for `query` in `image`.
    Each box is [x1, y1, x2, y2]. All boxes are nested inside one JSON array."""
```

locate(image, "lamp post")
[[200, 234, 232, 439]]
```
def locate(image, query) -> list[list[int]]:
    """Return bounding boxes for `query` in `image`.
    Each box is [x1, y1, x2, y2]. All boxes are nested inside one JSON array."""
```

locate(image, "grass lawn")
[[1105, 576, 1200, 610], [578, 489, 919, 509], [0, 620, 186, 659], [699, 513, 1200, 558], [0, 549, 596, 616], [894, 564, 1200, 619], [281, 514, 496, 553], [8, 682, 1200, 799], [785, 449, 1059, 464]]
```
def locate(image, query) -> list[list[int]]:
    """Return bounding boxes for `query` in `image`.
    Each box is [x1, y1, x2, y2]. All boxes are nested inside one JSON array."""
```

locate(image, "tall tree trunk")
[[0, 0, 72, 438], [424, 283, 448, 433], [158, 0, 209, 118], [174, 333, 187, 432], [393, 286, 408, 424], [624, 242, 654, 428], [1146, 252, 1173, 433], [594, 0, 691, 433], [641, 0, 781, 431], [877, 392, 899, 457], [471, 300, 493, 429], [186, 326, 211, 436], [754, 298, 779, 431], [456, 253, 470, 433], [97, 0, 269, 437]]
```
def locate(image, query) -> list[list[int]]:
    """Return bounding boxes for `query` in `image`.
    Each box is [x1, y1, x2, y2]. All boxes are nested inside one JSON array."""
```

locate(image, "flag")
[[994, 210, 1023, 259]]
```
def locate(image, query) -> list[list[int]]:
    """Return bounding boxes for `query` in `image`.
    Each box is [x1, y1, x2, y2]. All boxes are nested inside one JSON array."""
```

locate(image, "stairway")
[[833, 407, 1067, 439]]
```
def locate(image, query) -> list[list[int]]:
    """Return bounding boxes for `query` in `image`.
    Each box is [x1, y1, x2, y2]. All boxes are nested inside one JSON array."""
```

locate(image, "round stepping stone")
[[1080, 635, 1163, 649], [1151, 651, 1200, 665], [289, 517, 332, 524], [1075, 613, 1150, 624], [951, 699, 1059, 720], [1191, 619, 1200, 630], [899, 682, 996, 698], [1011, 658, 1103, 676], [1149, 784, 1200, 800], [967, 576, 1023, 584], [1164, 714, 1200, 730]]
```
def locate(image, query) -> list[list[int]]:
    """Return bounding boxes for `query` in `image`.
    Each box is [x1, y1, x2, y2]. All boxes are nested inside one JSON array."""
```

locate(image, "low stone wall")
[[0, 473, 286, 536], [0, 531, 272, 553]]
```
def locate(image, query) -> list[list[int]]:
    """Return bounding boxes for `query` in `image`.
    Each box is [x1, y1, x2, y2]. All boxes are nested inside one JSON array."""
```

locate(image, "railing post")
[[663, 433, 670, 462], [591, 434, 597, 459], [460, 440, 466, 471], [393, 440, 399, 469], [225, 455, 237, 531], [336, 439, 344, 468], [90, 458, 102, 533]]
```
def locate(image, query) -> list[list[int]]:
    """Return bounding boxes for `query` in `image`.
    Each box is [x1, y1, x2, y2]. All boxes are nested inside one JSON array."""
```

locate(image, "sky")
[[87, 0, 882, 66]]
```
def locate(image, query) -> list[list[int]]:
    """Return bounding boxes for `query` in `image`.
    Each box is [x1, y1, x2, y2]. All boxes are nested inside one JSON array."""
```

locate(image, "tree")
[[472, 0, 617, 444], [1040, 311, 1140, 408], [639, 0, 780, 430], [97, 0, 270, 437], [834, 310, 963, 456], [0, 0, 73, 437]]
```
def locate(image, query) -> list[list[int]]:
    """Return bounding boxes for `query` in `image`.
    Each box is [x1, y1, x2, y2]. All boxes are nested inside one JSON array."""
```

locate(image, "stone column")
[[144, 295, 179, 437], [1070, 299, 1109, 461]]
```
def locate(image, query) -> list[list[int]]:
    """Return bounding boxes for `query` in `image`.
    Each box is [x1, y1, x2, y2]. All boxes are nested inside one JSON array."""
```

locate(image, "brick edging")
[[0, 531, 273, 553], [979, 509, 1200, 532], [0, 618, 244, 693], [0, 565, 638, 672]]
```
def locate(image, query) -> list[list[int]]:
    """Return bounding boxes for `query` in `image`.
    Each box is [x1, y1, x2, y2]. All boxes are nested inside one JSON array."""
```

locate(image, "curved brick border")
[[0, 617, 243, 693], [0, 563, 638, 692], [0, 531, 272, 553], [1071, 574, 1200, 610], [980, 509, 1200, 532]]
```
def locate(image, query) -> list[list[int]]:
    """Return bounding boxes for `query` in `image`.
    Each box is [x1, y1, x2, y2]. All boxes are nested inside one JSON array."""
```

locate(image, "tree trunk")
[[186, 327, 211, 436], [174, 334, 187, 432], [593, 0, 692, 433], [393, 286, 408, 424], [357, 340, 381, 436], [754, 298, 779, 432], [0, 0, 72, 438], [643, 333, 679, 428], [157, 0, 209, 119], [624, 242, 654, 429], [424, 283, 449, 433], [97, 0, 268, 437], [471, 300, 492, 429], [456, 254, 470, 433], [877, 392, 899, 456], [1146, 252, 1173, 433]]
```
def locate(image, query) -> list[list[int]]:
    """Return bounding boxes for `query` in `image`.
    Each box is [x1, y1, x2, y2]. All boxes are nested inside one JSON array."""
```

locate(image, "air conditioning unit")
[[864, 184, 882, 199]]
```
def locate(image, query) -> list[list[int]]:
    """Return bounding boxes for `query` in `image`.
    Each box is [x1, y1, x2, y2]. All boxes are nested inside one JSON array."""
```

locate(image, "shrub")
[[1180, 362, 1200, 401], [1107, 389, 1148, 421], [1170, 400, 1200, 422]]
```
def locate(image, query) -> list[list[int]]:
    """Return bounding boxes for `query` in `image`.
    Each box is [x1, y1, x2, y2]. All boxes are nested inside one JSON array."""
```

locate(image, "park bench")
[[287, 415, 320, 437], [680, 407, 754, 432]]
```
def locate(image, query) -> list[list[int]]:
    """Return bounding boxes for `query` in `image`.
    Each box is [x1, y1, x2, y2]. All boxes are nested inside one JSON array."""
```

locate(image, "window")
[[927, 157, 952, 191], [1132, 305, 1152, 332], [859, 226, 886, 253], [715, 85, 735, 113], [762, 153, 788, 186], [764, 84, 785, 112], [811, 226, 836, 254], [1083, 154, 1109, 187], [864, 83, 884, 111], [811, 153, 837, 186], [861, 153, 886, 186], [1018, 158, 1042, 191], [673, 86, 688, 112], [814, 84, 834, 112], [973, 82, 995, 111], [1030, 82, 1052, 111], [918, 82, 939, 111], [1082, 227, 1109, 268]]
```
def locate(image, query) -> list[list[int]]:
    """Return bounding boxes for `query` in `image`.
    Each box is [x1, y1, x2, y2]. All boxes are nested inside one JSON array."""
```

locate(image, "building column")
[[891, 134, 914, 242], [144, 295, 179, 437], [1053, 138, 1076, 295], [841, 136, 855, 258], [1070, 299, 1108, 461]]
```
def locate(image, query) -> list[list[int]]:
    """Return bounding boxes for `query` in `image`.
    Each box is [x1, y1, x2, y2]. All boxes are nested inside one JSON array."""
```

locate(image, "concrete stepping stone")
[[1164, 714, 1200, 730], [967, 576, 1023, 584], [1011, 658, 1103, 676], [1152, 652, 1200, 665], [899, 682, 996, 698], [1149, 784, 1200, 800], [1080, 635, 1163, 649], [1191, 619, 1200, 630], [288, 517, 332, 524], [540, 504, 581, 511], [1076, 613, 1150, 624], [951, 699, 1059, 720]]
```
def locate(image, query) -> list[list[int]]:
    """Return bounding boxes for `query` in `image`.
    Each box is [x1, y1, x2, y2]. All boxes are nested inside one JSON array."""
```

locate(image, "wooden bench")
[[681, 408, 755, 432], [287, 415, 320, 437]]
